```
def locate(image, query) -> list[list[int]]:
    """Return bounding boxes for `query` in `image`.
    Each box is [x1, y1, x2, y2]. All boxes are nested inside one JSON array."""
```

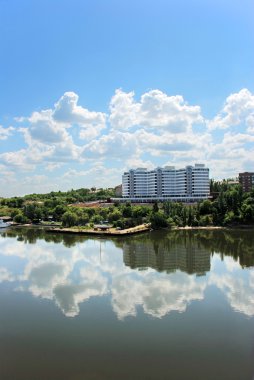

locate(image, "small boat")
[[0, 219, 11, 228]]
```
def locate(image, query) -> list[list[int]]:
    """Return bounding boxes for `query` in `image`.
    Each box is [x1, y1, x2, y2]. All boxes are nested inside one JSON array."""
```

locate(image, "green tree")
[[13, 213, 29, 224], [62, 211, 78, 227], [150, 212, 168, 229], [153, 202, 159, 213]]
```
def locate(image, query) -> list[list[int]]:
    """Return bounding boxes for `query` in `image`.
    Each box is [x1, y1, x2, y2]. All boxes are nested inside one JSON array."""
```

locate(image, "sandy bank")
[[46, 224, 151, 236]]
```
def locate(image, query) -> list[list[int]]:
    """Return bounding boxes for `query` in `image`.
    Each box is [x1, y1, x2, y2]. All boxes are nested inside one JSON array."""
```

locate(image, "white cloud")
[[0, 149, 37, 170], [4, 92, 106, 173], [205, 131, 254, 178], [82, 130, 140, 159], [27, 109, 69, 144], [207, 88, 254, 130], [61, 166, 120, 188], [246, 114, 254, 133], [0, 125, 14, 140], [109, 89, 141, 130], [110, 89, 203, 132], [53, 91, 106, 139], [1, 87, 254, 195]]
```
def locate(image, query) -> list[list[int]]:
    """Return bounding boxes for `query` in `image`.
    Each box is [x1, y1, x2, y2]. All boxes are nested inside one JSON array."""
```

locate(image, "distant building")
[[239, 172, 254, 192], [227, 179, 239, 186], [121, 164, 210, 202], [114, 184, 122, 197]]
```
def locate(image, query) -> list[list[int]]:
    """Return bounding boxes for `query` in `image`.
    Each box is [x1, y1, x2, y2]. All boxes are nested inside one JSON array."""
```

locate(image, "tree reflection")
[[1, 227, 254, 269], [122, 229, 254, 272]]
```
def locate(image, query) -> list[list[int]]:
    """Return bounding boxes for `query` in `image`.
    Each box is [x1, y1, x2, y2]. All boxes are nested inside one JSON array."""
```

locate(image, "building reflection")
[[2, 227, 254, 269], [123, 235, 210, 276]]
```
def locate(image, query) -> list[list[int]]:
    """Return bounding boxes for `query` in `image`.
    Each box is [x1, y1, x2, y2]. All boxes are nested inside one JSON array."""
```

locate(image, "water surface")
[[0, 227, 254, 379]]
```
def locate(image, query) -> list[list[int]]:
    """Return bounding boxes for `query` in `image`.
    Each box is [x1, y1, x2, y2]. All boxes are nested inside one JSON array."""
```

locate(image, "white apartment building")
[[121, 164, 210, 202]]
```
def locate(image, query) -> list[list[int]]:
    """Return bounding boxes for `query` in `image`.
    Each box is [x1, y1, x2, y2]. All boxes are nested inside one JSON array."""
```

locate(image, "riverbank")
[[46, 224, 151, 236]]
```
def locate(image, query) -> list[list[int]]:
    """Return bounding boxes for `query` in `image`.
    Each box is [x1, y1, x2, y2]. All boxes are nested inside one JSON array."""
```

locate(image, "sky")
[[0, 0, 254, 197]]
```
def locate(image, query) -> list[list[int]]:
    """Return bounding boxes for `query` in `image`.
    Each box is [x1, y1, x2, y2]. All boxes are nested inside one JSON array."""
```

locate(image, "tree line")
[[0, 182, 254, 229]]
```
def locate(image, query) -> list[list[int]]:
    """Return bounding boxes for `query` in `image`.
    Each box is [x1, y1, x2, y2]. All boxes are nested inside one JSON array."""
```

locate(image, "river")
[[0, 227, 254, 379]]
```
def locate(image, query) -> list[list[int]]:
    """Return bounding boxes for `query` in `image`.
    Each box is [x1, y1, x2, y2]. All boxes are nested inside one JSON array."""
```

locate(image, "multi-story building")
[[239, 172, 254, 192], [121, 164, 210, 202]]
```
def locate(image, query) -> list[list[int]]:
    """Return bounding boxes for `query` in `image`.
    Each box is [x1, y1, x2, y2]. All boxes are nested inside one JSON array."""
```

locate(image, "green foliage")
[[61, 211, 78, 227], [122, 204, 133, 218], [0, 197, 24, 208], [199, 214, 213, 226], [108, 209, 122, 222], [1, 183, 254, 230], [13, 213, 29, 224], [150, 212, 168, 229], [153, 202, 159, 213], [53, 205, 67, 221], [23, 204, 43, 222], [22, 187, 114, 203], [199, 200, 213, 215]]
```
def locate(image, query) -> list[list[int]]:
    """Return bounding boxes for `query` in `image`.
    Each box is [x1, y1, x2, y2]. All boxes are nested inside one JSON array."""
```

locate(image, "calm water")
[[0, 227, 254, 380]]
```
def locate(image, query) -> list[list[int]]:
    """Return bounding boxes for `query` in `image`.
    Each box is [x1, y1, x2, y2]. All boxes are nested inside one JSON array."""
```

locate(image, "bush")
[[62, 211, 78, 227], [150, 212, 168, 229], [13, 213, 29, 224]]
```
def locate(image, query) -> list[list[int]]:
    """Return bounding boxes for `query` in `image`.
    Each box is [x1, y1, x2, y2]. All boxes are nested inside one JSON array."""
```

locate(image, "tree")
[[108, 209, 122, 222], [23, 204, 43, 221], [122, 204, 132, 218], [53, 205, 67, 221], [241, 203, 254, 223], [199, 214, 213, 226], [150, 212, 168, 229], [153, 202, 159, 213], [62, 211, 78, 227], [13, 213, 28, 224], [199, 200, 213, 215]]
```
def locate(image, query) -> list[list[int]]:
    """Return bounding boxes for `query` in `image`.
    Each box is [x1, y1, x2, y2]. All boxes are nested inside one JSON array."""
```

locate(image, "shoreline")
[[4, 224, 254, 236], [46, 224, 151, 236]]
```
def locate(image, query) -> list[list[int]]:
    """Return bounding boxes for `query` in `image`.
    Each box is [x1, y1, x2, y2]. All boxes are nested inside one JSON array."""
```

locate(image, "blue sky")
[[0, 0, 254, 196]]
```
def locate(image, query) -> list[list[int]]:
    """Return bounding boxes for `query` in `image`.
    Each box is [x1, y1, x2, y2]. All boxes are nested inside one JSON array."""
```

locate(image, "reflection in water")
[[123, 236, 210, 276], [3, 227, 254, 267], [0, 227, 254, 319], [1, 227, 254, 380]]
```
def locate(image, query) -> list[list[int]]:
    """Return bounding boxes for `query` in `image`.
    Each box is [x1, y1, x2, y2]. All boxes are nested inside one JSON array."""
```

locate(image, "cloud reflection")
[[0, 229, 254, 319], [111, 272, 206, 319]]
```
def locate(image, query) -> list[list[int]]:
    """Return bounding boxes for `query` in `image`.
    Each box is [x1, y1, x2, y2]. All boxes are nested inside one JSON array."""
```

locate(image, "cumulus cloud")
[[1, 87, 254, 195], [207, 88, 254, 130], [110, 89, 203, 132], [205, 130, 254, 178], [246, 113, 254, 133], [53, 91, 106, 139], [27, 109, 69, 144], [62, 166, 120, 187], [82, 130, 140, 159], [0, 149, 37, 170], [1, 92, 105, 174], [109, 89, 141, 130], [0, 125, 14, 140]]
